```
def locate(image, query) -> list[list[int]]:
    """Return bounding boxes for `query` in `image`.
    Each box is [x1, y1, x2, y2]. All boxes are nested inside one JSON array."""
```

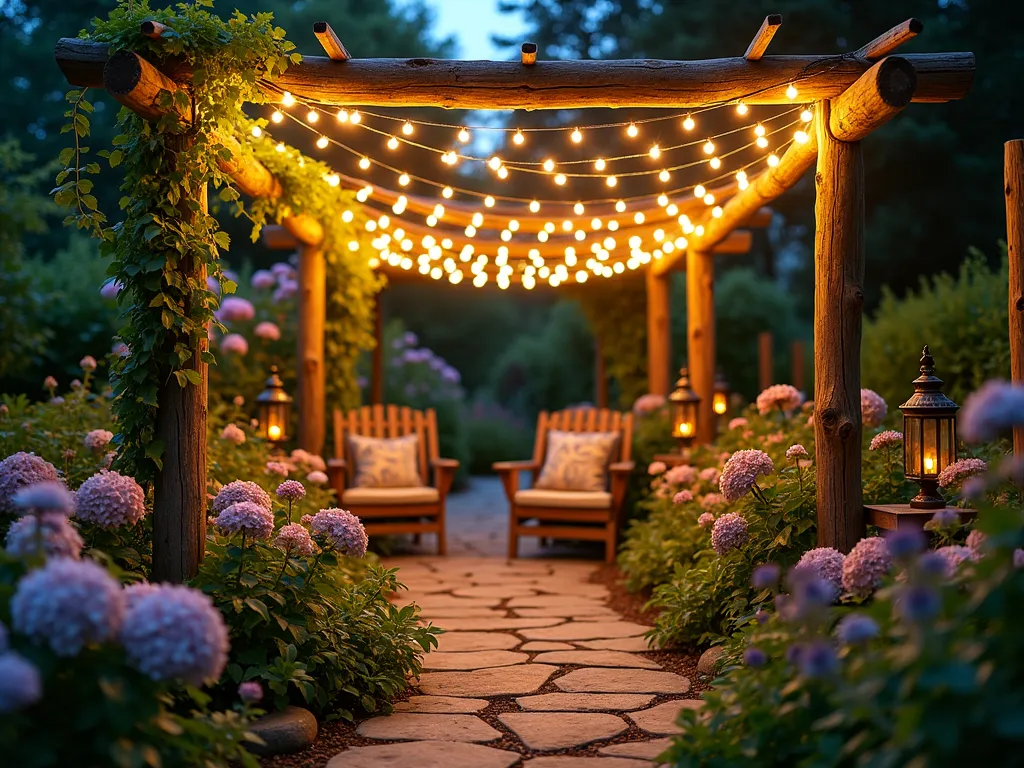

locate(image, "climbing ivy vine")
[[53, 0, 379, 481]]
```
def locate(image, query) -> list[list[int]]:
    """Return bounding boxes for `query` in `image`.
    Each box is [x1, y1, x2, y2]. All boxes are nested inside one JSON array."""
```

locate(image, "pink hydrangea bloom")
[[306, 470, 328, 485], [966, 529, 986, 554], [665, 464, 697, 486], [795, 547, 845, 599], [219, 297, 255, 322], [220, 333, 249, 355], [79, 355, 97, 372], [0, 453, 61, 513], [632, 393, 666, 415], [254, 321, 281, 341], [75, 470, 147, 529], [719, 449, 774, 501], [120, 584, 229, 686], [5, 512, 83, 560], [275, 523, 316, 556], [251, 269, 276, 289], [673, 490, 693, 504], [215, 502, 274, 540], [786, 444, 809, 460], [219, 424, 246, 445], [265, 461, 291, 477], [698, 512, 715, 527], [711, 513, 749, 555], [756, 384, 802, 415], [11, 558, 125, 656], [860, 389, 888, 428], [84, 429, 114, 451], [43, 376, 58, 390], [766, 431, 785, 444], [212, 480, 272, 515], [728, 417, 748, 430], [699, 467, 720, 484], [647, 461, 667, 476], [309, 508, 368, 557], [276, 480, 306, 501], [869, 430, 903, 451], [701, 493, 725, 510], [290, 449, 327, 473], [841, 537, 892, 598], [937, 458, 988, 489], [935, 545, 971, 577]]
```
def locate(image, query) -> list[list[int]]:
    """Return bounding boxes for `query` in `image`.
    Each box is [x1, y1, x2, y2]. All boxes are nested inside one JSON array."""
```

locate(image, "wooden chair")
[[327, 405, 459, 555], [495, 408, 635, 563]]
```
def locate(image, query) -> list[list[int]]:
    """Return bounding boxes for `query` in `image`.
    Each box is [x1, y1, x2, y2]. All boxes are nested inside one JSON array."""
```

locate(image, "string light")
[[703, 139, 715, 155], [307, 109, 319, 123], [336, 109, 349, 122], [606, 175, 617, 187], [349, 111, 361, 124], [709, 156, 721, 169], [542, 158, 556, 172], [786, 84, 798, 100], [570, 127, 583, 144], [251, 126, 262, 137], [398, 173, 410, 186], [497, 166, 509, 179], [316, 135, 329, 149], [694, 184, 706, 198], [529, 200, 540, 213], [682, 115, 695, 131], [756, 136, 769, 149], [458, 127, 471, 143], [594, 158, 606, 171], [275, 142, 286, 153], [359, 156, 371, 170], [281, 92, 296, 107], [626, 123, 638, 138], [386, 136, 399, 150], [754, 124, 766, 137], [442, 186, 454, 198], [554, 174, 567, 185], [484, 196, 496, 207], [401, 121, 414, 135], [801, 109, 813, 123], [736, 102, 748, 116], [767, 153, 780, 167], [794, 130, 809, 144], [271, 110, 283, 124], [649, 145, 661, 160], [513, 130, 525, 145], [488, 156, 502, 171], [659, 170, 671, 182]]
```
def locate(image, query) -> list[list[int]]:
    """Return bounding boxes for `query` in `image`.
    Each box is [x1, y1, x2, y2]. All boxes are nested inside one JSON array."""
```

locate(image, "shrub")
[[464, 399, 535, 474]]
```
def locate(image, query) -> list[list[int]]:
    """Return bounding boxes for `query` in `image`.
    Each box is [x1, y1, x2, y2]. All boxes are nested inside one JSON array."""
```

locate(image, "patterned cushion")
[[348, 434, 423, 488], [534, 430, 619, 492]]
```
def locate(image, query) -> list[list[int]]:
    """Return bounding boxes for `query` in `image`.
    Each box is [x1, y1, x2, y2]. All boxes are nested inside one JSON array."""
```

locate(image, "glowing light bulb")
[[336, 109, 349, 122], [786, 83, 798, 100], [562, 220, 573, 232], [605, 175, 617, 187], [488, 156, 502, 171], [591, 217, 602, 229], [325, 173, 339, 187], [682, 115, 695, 131], [543, 158, 555, 173], [465, 225, 477, 237], [398, 173, 410, 186], [703, 193, 715, 205], [712, 206, 723, 218], [508, 219, 519, 231], [694, 185, 706, 198], [576, 270, 588, 283], [538, 231, 549, 242], [666, 204, 678, 215], [497, 165, 509, 179], [275, 142, 285, 153], [755, 124, 766, 138], [307, 110, 319, 123], [801, 109, 813, 123], [401, 121, 413, 135], [281, 92, 295, 107], [387, 136, 399, 150], [484, 196, 496, 207], [513, 130, 525, 145], [316, 136, 329, 149], [442, 186, 453, 199], [736, 102, 748, 116], [271, 110, 283, 123], [570, 127, 583, 143], [615, 200, 626, 213], [756, 136, 769, 149], [358, 156, 370, 170], [703, 139, 715, 155], [251, 125, 263, 137], [529, 200, 540, 213], [657, 194, 668, 207], [349, 111, 361, 124], [458, 127, 471, 143], [472, 212, 483, 227], [649, 144, 661, 160], [554, 174, 567, 185], [767, 153, 780, 167], [341, 209, 354, 222], [709, 156, 721, 169], [794, 130, 809, 144], [659, 170, 670, 182], [545, 222, 555, 233], [626, 123, 638, 138], [501, 230, 512, 242], [633, 212, 645, 225], [594, 158, 606, 171], [573, 202, 585, 215], [574, 230, 585, 241]]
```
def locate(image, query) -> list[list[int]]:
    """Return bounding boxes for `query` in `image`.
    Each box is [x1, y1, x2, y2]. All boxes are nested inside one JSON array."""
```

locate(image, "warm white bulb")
[[755, 124, 766, 137], [657, 194, 668, 207], [562, 220, 573, 232], [508, 219, 519, 232], [458, 127, 470, 143], [736, 170, 747, 182], [786, 84, 798, 100], [594, 158, 606, 171], [402, 121, 413, 135], [736, 102, 748, 116], [573, 202, 585, 215], [794, 130, 809, 144], [570, 127, 583, 143], [271, 110, 283, 124], [275, 142, 285, 153], [316, 136, 329, 149], [659, 170, 670, 182], [756, 136, 769, 149], [497, 166, 509, 179], [694, 185, 706, 198], [703, 193, 715, 205], [682, 115, 695, 131], [325, 173, 340, 187], [703, 139, 715, 155], [606, 175, 617, 187], [767, 153, 780, 167], [712, 206, 723, 218], [513, 130, 525, 145], [484, 196, 495, 207], [615, 200, 626, 213], [574, 230, 585, 242], [529, 200, 540, 213], [359, 156, 370, 170], [801, 109, 813, 123], [281, 92, 295, 107], [649, 144, 661, 159], [336, 109, 349, 122], [472, 212, 484, 227], [251, 126, 262, 137], [387, 136, 399, 150], [442, 186, 453, 199], [554, 173, 567, 185], [543, 158, 555, 172], [709, 156, 721, 169], [626, 123, 638, 138], [633, 212, 645, 224], [307, 110, 319, 123], [488, 156, 502, 171]]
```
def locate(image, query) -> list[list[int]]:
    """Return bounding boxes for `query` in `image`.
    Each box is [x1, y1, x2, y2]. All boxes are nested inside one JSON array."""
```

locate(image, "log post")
[[1006, 140, 1024, 467], [371, 293, 384, 405], [646, 268, 671, 396], [686, 250, 716, 443], [297, 244, 326, 454], [814, 99, 866, 552], [792, 339, 806, 393], [152, 141, 207, 584], [594, 335, 608, 409], [758, 331, 774, 391]]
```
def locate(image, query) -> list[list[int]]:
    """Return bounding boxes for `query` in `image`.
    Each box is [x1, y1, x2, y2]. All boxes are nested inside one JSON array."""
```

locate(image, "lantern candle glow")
[[256, 365, 292, 447], [669, 367, 700, 448]]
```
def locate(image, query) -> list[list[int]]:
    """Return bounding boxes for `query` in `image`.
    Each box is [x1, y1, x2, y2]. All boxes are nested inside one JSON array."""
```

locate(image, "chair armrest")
[[327, 457, 347, 496], [609, 461, 636, 474], [609, 461, 634, 512], [492, 461, 540, 501], [431, 458, 460, 499], [492, 460, 540, 472]]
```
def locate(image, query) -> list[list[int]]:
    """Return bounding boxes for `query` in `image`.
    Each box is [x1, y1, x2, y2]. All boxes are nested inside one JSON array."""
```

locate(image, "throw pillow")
[[534, 430, 619, 492], [348, 434, 423, 488]]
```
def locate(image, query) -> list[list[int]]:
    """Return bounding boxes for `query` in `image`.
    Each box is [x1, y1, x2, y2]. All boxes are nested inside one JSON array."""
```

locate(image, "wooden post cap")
[[521, 42, 538, 65]]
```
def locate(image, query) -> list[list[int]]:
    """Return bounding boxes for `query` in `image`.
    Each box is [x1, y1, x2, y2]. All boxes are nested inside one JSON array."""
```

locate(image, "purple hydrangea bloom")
[[215, 502, 274, 540], [276, 480, 306, 502], [0, 652, 42, 713], [220, 333, 249, 355], [275, 523, 316, 556], [307, 471, 328, 485], [719, 450, 774, 501], [213, 481, 272, 515], [273, 279, 298, 303], [884, 528, 926, 559], [120, 584, 229, 686], [743, 647, 767, 667], [897, 584, 941, 623], [751, 563, 781, 590], [794, 547, 845, 599], [841, 537, 892, 598], [755, 608, 770, 624], [13, 481, 73, 514], [123, 582, 162, 610], [0, 453, 60, 513], [710, 513, 748, 555], [219, 297, 255, 322], [835, 614, 879, 645], [870, 430, 903, 451], [697, 512, 715, 528], [11, 558, 125, 656], [239, 681, 263, 703], [632, 393, 666, 415], [5, 512, 83, 560], [220, 424, 246, 445], [930, 508, 960, 529], [798, 641, 839, 678], [700, 493, 725, 511], [860, 389, 888, 428], [251, 269, 276, 290], [960, 380, 1024, 443], [309, 508, 368, 557], [1015, 549, 1024, 569], [100, 280, 123, 300], [917, 551, 949, 577], [254, 321, 281, 341], [75, 470, 147, 529]]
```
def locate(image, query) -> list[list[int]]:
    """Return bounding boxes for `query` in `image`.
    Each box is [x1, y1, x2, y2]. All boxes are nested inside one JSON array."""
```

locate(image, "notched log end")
[[875, 56, 917, 107], [908, 18, 924, 35], [766, 14, 783, 25], [313, 21, 328, 34], [104, 50, 145, 96]]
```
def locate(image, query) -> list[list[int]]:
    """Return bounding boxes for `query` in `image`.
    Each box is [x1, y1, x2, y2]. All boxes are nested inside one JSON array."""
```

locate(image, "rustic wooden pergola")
[[55, 15, 974, 579]]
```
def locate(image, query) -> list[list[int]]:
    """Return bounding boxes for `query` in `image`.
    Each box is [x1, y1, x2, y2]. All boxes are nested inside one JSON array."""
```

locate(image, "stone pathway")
[[325, 557, 702, 767]]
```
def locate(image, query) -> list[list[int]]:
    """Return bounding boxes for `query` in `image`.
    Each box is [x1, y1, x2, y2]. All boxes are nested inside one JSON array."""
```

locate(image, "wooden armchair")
[[328, 405, 459, 555], [495, 408, 635, 563]]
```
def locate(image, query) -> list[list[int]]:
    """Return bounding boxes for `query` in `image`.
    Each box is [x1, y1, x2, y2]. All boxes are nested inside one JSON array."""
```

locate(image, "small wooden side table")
[[864, 504, 977, 531]]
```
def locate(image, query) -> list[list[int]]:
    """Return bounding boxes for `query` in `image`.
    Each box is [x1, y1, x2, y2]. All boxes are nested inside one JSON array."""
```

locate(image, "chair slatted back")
[[333, 405, 439, 484], [531, 408, 633, 467]]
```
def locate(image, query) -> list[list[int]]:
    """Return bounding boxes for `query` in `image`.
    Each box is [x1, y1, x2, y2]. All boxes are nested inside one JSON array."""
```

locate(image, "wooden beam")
[[814, 99, 865, 553], [297, 244, 327, 454], [261, 225, 301, 251], [1006, 139, 1024, 468], [99, 50, 324, 247], [313, 22, 351, 61], [744, 15, 783, 61], [646, 269, 671, 396], [56, 39, 975, 108], [521, 42, 537, 66], [687, 250, 715, 443], [855, 18, 923, 61], [655, 55, 918, 275], [758, 331, 774, 391], [371, 294, 384, 405]]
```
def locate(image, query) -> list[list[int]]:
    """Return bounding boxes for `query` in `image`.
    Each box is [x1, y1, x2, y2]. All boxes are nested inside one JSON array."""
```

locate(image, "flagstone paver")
[[499, 712, 628, 750], [357, 713, 502, 743], [531, 650, 662, 669], [516, 693, 655, 711], [327, 556, 702, 766], [421, 650, 530, 670]]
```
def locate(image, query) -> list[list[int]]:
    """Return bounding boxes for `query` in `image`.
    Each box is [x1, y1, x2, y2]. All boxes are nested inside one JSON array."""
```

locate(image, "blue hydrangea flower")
[[743, 647, 768, 667], [885, 528, 925, 559], [798, 641, 838, 678], [751, 564, 780, 590], [897, 584, 941, 623], [835, 613, 880, 645], [0, 652, 42, 713]]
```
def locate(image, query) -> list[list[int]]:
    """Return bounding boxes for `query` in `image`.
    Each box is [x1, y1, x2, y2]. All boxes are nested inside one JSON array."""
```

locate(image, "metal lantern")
[[899, 346, 959, 509], [669, 367, 701, 447], [256, 365, 292, 446], [713, 369, 730, 420]]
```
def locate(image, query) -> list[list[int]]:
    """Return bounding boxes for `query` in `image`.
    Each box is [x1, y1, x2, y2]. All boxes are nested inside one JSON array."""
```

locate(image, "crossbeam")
[[56, 39, 974, 109]]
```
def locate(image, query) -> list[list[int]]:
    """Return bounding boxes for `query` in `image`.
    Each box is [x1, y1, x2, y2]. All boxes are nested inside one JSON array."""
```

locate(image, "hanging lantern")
[[256, 365, 292, 446], [712, 369, 730, 425], [669, 367, 700, 448], [899, 346, 958, 509]]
